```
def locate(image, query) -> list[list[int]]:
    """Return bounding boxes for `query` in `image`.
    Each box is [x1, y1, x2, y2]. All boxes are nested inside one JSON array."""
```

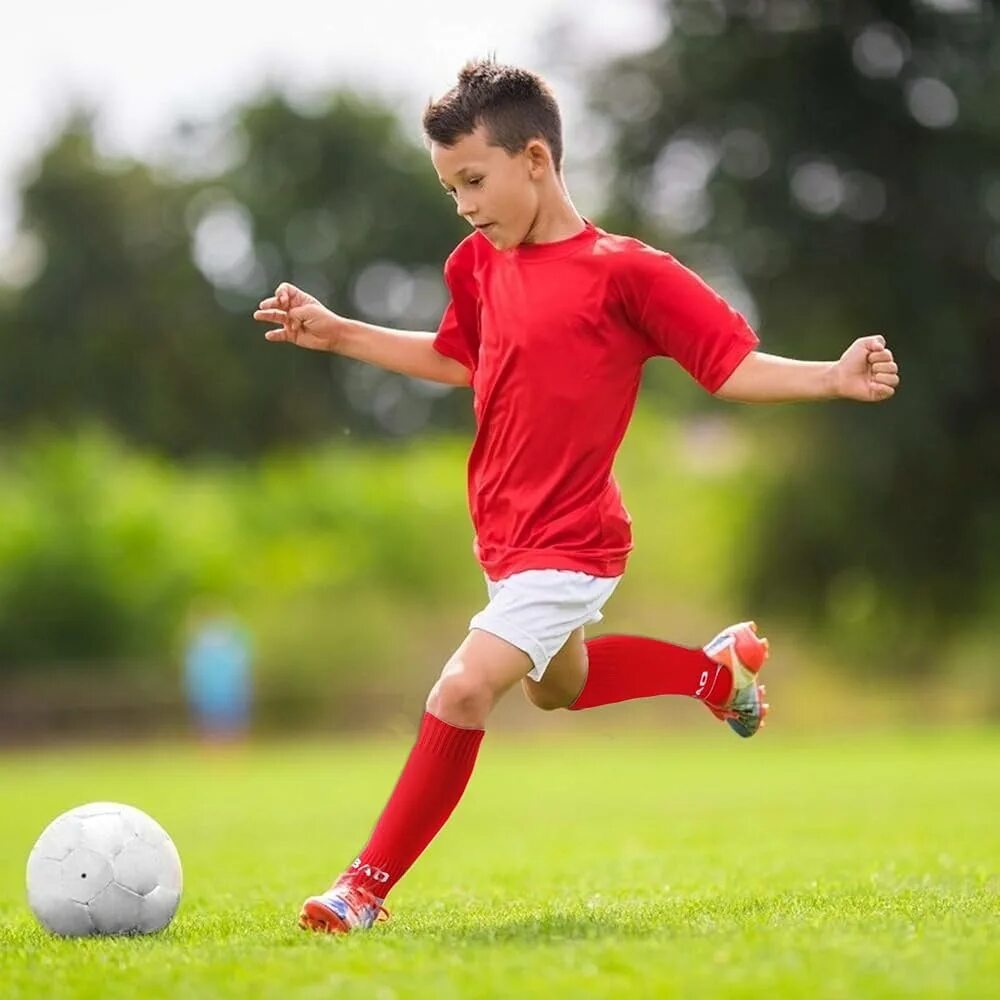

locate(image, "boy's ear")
[[524, 138, 553, 177]]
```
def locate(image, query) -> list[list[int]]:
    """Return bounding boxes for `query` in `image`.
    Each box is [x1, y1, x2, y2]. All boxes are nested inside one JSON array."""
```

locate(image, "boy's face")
[[431, 125, 546, 250]]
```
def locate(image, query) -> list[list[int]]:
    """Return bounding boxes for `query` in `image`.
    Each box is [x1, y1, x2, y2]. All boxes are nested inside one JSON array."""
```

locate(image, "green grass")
[[1, 728, 997, 999]]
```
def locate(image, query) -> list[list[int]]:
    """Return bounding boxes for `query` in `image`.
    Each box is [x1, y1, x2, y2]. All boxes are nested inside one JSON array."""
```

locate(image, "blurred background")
[[1, 0, 998, 744]]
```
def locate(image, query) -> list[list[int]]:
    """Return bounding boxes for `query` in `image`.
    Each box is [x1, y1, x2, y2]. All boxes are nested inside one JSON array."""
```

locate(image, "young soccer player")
[[253, 59, 900, 934]]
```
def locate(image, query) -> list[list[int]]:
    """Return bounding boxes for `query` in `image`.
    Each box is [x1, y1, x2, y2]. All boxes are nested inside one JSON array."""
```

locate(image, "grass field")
[[1, 727, 997, 999]]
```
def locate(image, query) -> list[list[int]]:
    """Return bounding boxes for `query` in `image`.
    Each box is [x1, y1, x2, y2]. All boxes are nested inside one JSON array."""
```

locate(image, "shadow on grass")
[[399, 895, 796, 945]]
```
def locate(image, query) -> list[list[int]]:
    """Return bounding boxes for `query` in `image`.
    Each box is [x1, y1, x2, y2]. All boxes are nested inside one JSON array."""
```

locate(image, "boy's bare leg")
[[428, 628, 535, 727], [521, 626, 588, 711]]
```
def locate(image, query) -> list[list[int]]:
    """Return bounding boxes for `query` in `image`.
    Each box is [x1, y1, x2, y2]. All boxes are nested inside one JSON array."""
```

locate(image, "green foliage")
[[0, 731, 997, 997], [0, 434, 195, 662], [589, 1, 1000, 657], [0, 429, 470, 673]]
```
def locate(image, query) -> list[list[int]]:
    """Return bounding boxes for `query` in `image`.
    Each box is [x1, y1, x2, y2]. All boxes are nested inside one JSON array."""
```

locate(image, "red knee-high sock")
[[340, 712, 484, 898], [569, 634, 732, 710]]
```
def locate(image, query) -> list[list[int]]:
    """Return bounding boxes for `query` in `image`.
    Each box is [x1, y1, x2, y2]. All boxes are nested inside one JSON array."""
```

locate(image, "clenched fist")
[[834, 336, 900, 402]]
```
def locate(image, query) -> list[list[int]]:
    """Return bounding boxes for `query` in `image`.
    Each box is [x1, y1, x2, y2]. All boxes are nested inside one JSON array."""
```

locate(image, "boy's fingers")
[[867, 349, 893, 363], [276, 281, 299, 309], [874, 372, 899, 386], [871, 361, 898, 374], [864, 335, 886, 350], [258, 296, 278, 310], [872, 382, 895, 399], [264, 328, 287, 342], [253, 309, 287, 323]]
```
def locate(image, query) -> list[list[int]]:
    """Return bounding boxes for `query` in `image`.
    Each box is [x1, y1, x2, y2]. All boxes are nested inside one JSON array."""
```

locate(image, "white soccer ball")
[[26, 802, 183, 937]]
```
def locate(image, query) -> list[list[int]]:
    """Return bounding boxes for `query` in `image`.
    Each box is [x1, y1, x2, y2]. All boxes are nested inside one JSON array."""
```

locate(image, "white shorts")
[[468, 569, 622, 681]]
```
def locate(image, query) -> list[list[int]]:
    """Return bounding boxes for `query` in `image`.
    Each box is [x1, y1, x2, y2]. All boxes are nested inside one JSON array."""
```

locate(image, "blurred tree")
[[0, 93, 469, 456], [586, 0, 1000, 663], [219, 91, 470, 441]]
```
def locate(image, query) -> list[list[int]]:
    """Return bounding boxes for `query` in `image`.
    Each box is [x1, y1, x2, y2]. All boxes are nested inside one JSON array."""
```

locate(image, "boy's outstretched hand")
[[835, 336, 900, 402], [253, 283, 343, 352]]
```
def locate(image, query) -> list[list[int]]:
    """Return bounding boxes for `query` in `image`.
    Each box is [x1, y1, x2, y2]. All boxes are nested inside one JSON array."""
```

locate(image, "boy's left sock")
[[569, 634, 732, 710]]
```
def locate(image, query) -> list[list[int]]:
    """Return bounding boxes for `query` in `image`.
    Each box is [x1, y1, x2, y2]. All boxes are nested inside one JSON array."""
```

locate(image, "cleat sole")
[[299, 898, 350, 935]]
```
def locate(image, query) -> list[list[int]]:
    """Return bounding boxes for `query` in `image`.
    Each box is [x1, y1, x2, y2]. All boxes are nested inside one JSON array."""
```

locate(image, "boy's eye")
[[441, 178, 483, 197]]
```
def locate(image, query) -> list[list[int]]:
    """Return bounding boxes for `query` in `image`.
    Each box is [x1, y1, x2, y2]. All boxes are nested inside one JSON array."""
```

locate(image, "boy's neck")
[[522, 188, 587, 246]]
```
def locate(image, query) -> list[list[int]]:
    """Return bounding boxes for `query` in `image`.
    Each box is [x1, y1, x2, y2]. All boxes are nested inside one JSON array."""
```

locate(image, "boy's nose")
[[455, 197, 477, 219]]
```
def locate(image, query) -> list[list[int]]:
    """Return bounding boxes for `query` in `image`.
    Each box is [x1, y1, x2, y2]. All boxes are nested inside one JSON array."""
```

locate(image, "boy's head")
[[423, 58, 565, 249]]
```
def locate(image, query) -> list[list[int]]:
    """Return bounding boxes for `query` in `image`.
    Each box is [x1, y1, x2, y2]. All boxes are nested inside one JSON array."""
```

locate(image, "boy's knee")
[[426, 669, 493, 726]]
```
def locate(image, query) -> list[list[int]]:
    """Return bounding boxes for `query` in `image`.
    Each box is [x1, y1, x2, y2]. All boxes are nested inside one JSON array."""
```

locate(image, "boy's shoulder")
[[592, 226, 648, 254], [441, 231, 488, 284], [591, 227, 672, 267]]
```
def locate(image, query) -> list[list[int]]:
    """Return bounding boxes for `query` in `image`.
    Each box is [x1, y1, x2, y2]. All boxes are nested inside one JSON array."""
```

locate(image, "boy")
[[252, 59, 900, 935]]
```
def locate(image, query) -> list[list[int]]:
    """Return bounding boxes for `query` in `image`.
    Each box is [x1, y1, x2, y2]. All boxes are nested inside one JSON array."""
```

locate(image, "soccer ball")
[[26, 802, 182, 937]]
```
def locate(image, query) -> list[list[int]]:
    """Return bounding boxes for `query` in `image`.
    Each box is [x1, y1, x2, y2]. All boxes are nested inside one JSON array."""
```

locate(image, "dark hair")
[[423, 58, 564, 171]]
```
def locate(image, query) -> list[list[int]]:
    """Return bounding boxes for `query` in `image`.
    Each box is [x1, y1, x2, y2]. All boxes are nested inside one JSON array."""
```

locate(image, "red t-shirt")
[[433, 221, 758, 581]]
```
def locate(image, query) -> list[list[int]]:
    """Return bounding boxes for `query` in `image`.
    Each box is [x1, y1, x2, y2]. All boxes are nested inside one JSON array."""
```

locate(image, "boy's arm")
[[336, 319, 471, 386], [253, 283, 471, 387], [715, 336, 899, 403]]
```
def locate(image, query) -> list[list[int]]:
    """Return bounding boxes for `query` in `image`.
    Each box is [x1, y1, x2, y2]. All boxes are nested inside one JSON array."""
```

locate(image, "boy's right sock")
[[337, 711, 484, 899], [568, 634, 732, 710]]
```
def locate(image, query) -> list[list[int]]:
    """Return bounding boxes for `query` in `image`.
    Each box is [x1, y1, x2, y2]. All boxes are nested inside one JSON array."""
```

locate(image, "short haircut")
[[423, 58, 564, 171]]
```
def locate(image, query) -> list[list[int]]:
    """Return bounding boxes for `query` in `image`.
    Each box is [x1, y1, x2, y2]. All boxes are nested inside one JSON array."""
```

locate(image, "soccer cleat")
[[702, 621, 770, 738], [298, 882, 390, 935]]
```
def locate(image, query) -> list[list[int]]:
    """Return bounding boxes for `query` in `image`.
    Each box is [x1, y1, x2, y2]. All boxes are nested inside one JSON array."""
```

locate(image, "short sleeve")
[[433, 247, 480, 375], [620, 247, 759, 393]]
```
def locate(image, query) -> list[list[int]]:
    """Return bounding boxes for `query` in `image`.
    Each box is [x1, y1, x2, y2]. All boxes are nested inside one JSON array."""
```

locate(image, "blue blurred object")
[[183, 615, 252, 740]]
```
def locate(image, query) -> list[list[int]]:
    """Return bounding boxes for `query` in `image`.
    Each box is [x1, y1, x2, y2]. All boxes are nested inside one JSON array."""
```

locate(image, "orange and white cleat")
[[298, 882, 389, 934], [703, 621, 770, 738]]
